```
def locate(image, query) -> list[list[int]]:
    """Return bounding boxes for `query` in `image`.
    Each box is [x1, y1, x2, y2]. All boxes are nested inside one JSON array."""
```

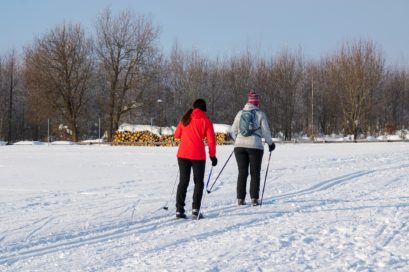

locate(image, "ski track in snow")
[[0, 144, 409, 271]]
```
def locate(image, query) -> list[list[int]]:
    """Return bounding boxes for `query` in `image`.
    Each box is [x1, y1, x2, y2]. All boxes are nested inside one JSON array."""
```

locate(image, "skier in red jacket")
[[174, 99, 217, 219]]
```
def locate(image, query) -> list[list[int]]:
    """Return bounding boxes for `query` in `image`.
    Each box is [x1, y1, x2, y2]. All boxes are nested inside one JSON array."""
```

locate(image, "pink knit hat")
[[247, 89, 260, 107]]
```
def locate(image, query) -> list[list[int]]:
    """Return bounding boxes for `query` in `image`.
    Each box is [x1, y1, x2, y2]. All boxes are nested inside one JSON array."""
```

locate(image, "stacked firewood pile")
[[112, 131, 160, 145], [159, 135, 180, 146], [203, 132, 233, 145], [216, 132, 232, 144], [112, 131, 232, 146]]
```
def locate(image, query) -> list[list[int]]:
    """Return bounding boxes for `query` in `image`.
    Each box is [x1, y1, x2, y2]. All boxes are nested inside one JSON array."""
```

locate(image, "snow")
[[51, 141, 76, 145], [117, 123, 173, 136], [160, 127, 175, 136], [0, 141, 7, 146], [12, 141, 44, 145], [388, 135, 403, 141], [1, 143, 409, 271], [367, 136, 377, 141], [117, 123, 232, 136], [213, 124, 232, 134], [377, 135, 405, 141], [81, 139, 105, 144]]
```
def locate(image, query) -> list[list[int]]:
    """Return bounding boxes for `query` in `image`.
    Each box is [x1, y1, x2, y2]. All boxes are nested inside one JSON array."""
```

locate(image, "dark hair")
[[193, 99, 206, 112], [181, 109, 193, 126], [181, 99, 207, 126]]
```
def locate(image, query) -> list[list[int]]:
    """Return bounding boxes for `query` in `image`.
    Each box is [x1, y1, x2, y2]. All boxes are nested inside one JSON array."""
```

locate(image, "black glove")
[[210, 156, 218, 166], [269, 143, 276, 152]]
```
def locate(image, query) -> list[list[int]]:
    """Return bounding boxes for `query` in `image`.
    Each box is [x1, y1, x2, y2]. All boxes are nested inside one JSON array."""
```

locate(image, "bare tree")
[[254, 58, 278, 135], [163, 46, 216, 124], [269, 49, 304, 140], [374, 68, 407, 133], [25, 23, 93, 142], [205, 59, 226, 122], [0, 51, 20, 143], [303, 60, 342, 136], [404, 71, 409, 129], [328, 40, 384, 140], [0, 56, 5, 139], [174, 48, 208, 109], [225, 53, 255, 115], [6, 51, 19, 143], [95, 8, 161, 141]]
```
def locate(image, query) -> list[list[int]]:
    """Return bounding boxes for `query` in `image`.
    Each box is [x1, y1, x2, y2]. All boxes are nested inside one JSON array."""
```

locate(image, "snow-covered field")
[[1, 143, 408, 271]]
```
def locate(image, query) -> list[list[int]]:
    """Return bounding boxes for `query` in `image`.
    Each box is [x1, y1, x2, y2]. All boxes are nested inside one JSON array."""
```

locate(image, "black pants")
[[176, 158, 206, 213], [234, 147, 264, 200]]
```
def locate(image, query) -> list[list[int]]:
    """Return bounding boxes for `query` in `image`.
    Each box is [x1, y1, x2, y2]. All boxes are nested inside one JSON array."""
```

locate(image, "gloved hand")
[[269, 143, 276, 152], [210, 156, 218, 166]]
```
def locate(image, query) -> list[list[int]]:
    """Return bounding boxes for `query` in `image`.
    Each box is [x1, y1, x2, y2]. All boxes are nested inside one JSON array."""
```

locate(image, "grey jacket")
[[231, 103, 273, 150]]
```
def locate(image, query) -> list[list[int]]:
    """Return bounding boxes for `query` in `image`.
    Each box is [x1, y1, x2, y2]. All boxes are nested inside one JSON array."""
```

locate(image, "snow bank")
[[366, 136, 377, 141], [118, 123, 232, 136], [117, 123, 175, 136], [118, 123, 155, 133], [81, 139, 105, 144], [51, 141, 76, 145], [298, 134, 349, 142], [377, 135, 387, 141], [387, 135, 402, 141], [13, 141, 44, 145], [0, 141, 7, 146], [160, 126, 175, 136], [213, 124, 232, 134], [377, 134, 405, 141]]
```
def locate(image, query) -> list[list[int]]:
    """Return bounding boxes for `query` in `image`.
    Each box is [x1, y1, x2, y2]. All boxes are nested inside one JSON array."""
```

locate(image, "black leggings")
[[176, 158, 206, 213], [234, 147, 264, 200]]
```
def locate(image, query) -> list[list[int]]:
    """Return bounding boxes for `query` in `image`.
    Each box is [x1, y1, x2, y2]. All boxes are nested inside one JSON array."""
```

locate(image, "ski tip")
[[206, 190, 211, 194]]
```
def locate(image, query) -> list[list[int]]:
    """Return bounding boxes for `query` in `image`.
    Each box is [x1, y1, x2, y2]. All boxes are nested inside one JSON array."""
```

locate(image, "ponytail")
[[181, 109, 193, 126], [181, 99, 206, 126]]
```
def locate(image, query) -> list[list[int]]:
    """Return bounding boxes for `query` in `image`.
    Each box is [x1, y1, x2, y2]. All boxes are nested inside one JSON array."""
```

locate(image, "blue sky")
[[1, 0, 408, 65]]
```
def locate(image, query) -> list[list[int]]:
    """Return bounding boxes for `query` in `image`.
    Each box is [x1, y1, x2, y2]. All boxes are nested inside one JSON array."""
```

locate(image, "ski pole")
[[207, 150, 234, 194], [260, 151, 272, 207], [197, 166, 213, 220], [163, 170, 179, 210], [205, 166, 213, 189]]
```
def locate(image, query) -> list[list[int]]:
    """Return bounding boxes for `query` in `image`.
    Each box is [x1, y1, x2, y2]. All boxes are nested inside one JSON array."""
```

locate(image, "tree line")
[[0, 8, 408, 143]]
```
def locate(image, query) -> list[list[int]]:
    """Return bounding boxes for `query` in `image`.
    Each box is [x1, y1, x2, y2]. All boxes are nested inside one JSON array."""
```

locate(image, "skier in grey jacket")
[[231, 89, 275, 206]]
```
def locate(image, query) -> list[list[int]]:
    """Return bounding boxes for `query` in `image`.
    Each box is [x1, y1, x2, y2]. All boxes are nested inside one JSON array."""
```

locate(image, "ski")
[[191, 214, 204, 220]]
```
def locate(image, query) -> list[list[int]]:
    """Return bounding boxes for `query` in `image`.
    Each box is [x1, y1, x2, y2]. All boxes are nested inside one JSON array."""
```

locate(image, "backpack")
[[239, 109, 261, 137]]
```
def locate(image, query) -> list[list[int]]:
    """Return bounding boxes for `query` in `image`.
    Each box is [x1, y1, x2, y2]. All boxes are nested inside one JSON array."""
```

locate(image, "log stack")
[[216, 132, 232, 145], [112, 131, 160, 145], [160, 135, 180, 146], [112, 131, 232, 146], [204, 132, 232, 145]]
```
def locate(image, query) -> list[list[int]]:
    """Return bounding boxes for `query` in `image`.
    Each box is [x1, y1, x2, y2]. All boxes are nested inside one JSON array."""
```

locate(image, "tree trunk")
[[7, 64, 13, 143], [70, 117, 79, 142], [107, 91, 116, 142]]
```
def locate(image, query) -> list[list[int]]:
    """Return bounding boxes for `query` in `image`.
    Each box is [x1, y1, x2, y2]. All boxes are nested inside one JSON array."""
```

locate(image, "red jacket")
[[174, 109, 216, 160]]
